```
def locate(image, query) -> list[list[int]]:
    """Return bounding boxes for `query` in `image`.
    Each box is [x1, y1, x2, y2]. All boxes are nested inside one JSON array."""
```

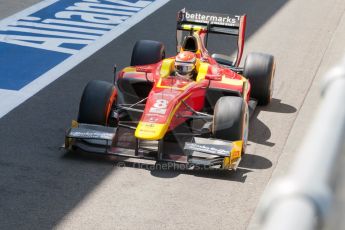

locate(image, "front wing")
[[64, 122, 243, 170]]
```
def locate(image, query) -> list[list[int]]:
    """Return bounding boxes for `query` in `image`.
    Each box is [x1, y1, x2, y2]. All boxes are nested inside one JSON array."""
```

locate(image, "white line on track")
[[0, 0, 170, 118]]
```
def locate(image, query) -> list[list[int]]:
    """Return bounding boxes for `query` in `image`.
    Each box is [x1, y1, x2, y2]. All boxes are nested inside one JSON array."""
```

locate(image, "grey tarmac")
[[1, 0, 345, 229]]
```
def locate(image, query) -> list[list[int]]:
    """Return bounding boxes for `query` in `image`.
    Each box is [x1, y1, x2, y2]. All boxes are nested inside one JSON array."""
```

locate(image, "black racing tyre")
[[78, 80, 116, 125], [243, 52, 275, 105], [130, 40, 165, 66], [212, 96, 248, 142]]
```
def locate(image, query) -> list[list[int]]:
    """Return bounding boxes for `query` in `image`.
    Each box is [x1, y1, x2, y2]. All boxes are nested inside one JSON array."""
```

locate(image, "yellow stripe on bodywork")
[[122, 66, 136, 73], [135, 94, 191, 140], [71, 120, 79, 128], [220, 77, 245, 86], [181, 24, 204, 31], [242, 77, 249, 100], [65, 120, 79, 149], [222, 141, 243, 169], [160, 59, 175, 78], [156, 78, 193, 91], [196, 62, 209, 82]]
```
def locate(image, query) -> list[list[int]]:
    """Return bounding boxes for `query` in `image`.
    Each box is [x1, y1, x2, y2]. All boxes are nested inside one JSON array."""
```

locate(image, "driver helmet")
[[175, 51, 196, 79]]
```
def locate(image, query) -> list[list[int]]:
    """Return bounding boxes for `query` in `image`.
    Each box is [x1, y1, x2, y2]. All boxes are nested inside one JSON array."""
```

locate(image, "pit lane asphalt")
[[0, 0, 42, 19], [1, 0, 345, 229]]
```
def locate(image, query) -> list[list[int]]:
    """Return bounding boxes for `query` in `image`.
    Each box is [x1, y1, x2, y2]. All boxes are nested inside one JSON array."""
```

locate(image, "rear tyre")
[[78, 80, 116, 125], [243, 52, 275, 105], [130, 40, 165, 66], [212, 96, 248, 144]]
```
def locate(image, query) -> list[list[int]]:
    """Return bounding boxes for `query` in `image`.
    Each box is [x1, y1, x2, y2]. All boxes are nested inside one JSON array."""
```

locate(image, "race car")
[[63, 9, 275, 170]]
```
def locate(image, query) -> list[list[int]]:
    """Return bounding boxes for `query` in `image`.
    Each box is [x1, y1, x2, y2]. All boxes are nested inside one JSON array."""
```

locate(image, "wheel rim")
[[242, 106, 249, 152], [269, 62, 276, 101]]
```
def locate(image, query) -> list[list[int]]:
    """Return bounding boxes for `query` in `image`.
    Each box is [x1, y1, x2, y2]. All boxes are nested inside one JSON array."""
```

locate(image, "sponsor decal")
[[0, 0, 170, 118], [148, 116, 159, 122], [182, 10, 240, 27], [69, 129, 114, 140], [0, 0, 153, 90], [138, 123, 157, 134], [231, 150, 241, 159], [138, 129, 156, 134], [184, 142, 232, 157]]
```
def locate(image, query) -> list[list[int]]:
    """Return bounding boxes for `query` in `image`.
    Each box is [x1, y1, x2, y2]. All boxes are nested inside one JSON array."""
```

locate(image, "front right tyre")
[[212, 96, 248, 144], [243, 52, 275, 105]]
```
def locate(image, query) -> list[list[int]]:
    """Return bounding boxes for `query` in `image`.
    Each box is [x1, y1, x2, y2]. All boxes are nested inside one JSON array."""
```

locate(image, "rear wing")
[[176, 9, 246, 66]]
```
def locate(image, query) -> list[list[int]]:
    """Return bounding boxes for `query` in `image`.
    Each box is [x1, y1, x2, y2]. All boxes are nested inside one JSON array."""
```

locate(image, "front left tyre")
[[78, 80, 116, 125]]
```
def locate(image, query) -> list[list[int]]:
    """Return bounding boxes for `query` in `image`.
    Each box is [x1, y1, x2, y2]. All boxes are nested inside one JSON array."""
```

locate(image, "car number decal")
[[149, 99, 168, 114]]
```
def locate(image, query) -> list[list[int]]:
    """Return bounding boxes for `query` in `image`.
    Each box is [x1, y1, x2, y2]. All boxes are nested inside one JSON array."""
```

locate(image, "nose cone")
[[135, 122, 168, 140]]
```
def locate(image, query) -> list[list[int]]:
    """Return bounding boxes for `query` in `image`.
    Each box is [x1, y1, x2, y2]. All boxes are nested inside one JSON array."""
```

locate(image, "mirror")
[[205, 74, 222, 81], [136, 66, 153, 73]]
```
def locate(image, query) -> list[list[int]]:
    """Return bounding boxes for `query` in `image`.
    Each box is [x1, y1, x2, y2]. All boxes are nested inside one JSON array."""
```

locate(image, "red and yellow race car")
[[64, 9, 275, 170]]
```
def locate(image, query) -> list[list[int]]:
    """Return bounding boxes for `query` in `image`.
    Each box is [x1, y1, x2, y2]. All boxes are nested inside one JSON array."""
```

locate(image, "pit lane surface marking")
[[0, 0, 170, 118]]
